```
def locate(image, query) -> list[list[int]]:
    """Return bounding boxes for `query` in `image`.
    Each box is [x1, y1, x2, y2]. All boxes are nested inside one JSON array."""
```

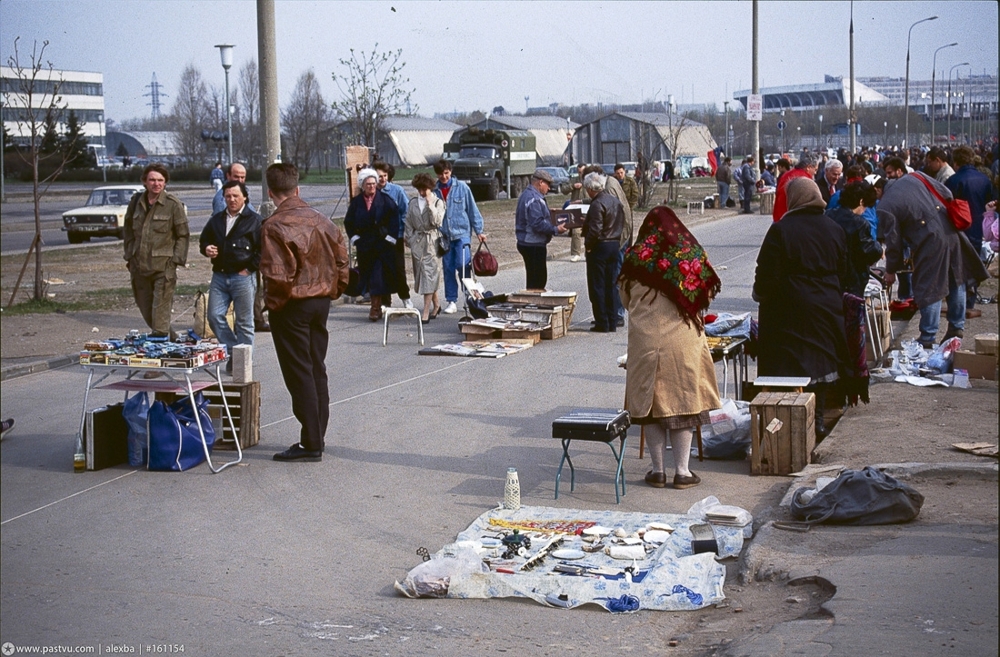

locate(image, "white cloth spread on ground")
[[395, 505, 747, 612]]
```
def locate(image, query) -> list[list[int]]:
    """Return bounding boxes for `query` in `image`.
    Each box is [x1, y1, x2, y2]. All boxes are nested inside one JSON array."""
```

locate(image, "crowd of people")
[[116, 138, 995, 469]]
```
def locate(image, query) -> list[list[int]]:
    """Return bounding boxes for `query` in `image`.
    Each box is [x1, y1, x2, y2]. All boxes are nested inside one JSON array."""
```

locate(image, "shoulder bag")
[[915, 174, 972, 231]]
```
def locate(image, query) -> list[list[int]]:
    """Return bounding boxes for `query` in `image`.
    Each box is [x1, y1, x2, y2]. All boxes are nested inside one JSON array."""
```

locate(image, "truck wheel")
[[68, 232, 84, 244], [509, 177, 521, 197], [486, 176, 500, 201]]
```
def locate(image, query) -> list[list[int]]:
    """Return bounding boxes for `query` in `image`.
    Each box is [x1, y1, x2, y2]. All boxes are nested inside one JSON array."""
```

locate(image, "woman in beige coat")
[[620, 206, 722, 489], [404, 173, 446, 322]]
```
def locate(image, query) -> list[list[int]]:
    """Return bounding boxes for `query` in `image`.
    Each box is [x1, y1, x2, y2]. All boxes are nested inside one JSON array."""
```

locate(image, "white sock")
[[669, 427, 694, 477], [645, 422, 667, 473]]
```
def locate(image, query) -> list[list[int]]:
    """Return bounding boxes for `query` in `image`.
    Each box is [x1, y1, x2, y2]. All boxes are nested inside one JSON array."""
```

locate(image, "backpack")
[[789, 466, 924, 525]]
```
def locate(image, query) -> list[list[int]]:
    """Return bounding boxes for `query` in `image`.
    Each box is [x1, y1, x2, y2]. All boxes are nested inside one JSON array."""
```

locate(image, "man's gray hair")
[[583, 171, 606, 192], [825, 159, 844, 171], [795, 152, 820, 169]]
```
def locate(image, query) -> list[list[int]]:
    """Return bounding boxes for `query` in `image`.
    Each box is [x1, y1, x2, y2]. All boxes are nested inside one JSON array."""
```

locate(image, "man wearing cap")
[[515, 168, 567, 289]]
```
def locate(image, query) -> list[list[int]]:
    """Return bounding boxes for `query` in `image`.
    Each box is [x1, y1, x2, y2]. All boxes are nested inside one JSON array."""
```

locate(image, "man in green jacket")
[[123, 163, 189, 337]]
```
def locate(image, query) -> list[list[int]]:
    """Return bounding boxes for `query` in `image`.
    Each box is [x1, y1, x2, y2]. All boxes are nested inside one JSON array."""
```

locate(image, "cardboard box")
[[952, 350, 997, 380], [750, 392, 816, 475], [974, 333, 998, 357]]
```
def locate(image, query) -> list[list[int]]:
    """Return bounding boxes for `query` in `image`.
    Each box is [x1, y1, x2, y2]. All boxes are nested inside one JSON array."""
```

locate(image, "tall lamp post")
[[97, 112, 107, 183], [723, 101, 730, 155], [215, 44, 234, 165], [904, 16, 937, 149], [371, 112, 377, 153], [947, 61, 968, 145], [884, 121, 888, 146], [930, 42, 957, 144], [818, 113, 823, 149]]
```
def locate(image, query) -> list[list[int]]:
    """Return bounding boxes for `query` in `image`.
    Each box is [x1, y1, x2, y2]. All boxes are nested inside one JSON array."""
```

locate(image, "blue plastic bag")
[[147, 393, 215, 472], [122, 392, 149, 467]]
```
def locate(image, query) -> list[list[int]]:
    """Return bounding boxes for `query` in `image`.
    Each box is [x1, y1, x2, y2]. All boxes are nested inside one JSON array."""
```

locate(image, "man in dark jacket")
[[260, 163, 350, 462], [199, 181, 263, 373], [880, 172, 988, 347], [583, 171, 625, 333], [825, 180, 883, 298], [945, 145, 993, 318], [739, 156, 759, 214]]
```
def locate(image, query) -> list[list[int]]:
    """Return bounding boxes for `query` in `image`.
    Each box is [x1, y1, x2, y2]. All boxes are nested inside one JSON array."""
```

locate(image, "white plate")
[[480, 538, 502, 548], [552, 549, 586, 560], [643, 530, 671, 544], [582, 525, 612, 537]]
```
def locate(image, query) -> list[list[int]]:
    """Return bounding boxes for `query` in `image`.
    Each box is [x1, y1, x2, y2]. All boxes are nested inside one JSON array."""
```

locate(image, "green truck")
[[444, 127, 537, 201]]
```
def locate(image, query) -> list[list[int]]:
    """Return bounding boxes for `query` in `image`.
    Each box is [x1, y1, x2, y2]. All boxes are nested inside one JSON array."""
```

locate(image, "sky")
[[2, 0, 997, 123]]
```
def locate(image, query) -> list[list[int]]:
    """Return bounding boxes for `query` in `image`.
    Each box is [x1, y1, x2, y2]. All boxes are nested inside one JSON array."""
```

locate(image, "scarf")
[[785, 177, 826, 213], [618, 205, 721, 328]]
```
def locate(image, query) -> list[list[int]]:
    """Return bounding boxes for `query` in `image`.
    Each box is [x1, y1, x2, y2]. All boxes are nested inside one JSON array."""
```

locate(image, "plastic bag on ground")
[[695, 399, 751, 459], [925, 337, 962, 374], [394, 546, 487, 598], [686, 495, 753, 528]]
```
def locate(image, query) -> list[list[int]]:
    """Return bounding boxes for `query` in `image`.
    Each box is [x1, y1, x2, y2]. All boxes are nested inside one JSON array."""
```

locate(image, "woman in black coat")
[[754, 177, 850, 435], [345, 169, 400, 321]]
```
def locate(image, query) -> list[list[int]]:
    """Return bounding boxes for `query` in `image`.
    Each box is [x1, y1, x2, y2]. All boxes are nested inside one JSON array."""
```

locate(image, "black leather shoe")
[[589, 326, 608, 333], [645, 471, 667, 488], [673, 472, 701, 489], [616, 318, 625, 327], [255, 322, 271, 333], [273, 444, 323, 462]]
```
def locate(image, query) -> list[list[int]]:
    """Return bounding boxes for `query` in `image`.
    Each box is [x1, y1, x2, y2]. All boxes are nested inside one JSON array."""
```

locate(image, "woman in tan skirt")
[[620, 206, 722, 489], [404, 173, 446, 323]]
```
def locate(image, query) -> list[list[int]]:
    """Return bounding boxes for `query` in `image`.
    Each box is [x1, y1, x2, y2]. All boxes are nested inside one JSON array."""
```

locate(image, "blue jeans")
[[918, 280, 965, 344], [442, 238, 471, 303], [208, 271, 256, 354], [717, 181, 730, 207]]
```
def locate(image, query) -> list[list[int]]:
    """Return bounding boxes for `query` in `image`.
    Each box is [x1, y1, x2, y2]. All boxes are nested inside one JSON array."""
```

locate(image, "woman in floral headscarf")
[[619, 206, 722, 490]]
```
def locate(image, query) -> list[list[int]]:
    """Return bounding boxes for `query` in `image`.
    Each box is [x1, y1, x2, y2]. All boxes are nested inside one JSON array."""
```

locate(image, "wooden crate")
[[750, 392, 815, 475], [507, 291, 577, 308], [200, 381, 260, 450], [459, 322, 542, 344]]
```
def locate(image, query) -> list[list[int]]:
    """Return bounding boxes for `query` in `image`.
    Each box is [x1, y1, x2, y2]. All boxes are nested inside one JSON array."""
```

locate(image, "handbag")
[[915, 173, 972, 231], [436, 233, 451, 258], [344, 238, 362, 297], [789, 466, 924, 525], [472, 241, 498, 277], [147, 392, 215, 472]]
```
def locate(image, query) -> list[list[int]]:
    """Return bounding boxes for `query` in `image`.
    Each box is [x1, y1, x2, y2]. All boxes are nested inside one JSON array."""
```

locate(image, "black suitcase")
[[551, 409, 630, 442]]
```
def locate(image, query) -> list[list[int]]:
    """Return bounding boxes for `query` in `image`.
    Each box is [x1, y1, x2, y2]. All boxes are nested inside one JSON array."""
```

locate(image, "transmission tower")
[[144, 73, 168, 120]]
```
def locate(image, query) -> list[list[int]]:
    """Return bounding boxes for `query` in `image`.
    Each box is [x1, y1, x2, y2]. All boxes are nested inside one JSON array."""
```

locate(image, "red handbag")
[[915, 174, 972, 231], [472, 241, 498, 277]]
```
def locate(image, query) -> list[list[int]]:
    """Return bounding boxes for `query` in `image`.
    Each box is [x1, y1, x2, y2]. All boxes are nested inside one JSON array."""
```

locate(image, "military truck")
[[443, 127, 537, 201]]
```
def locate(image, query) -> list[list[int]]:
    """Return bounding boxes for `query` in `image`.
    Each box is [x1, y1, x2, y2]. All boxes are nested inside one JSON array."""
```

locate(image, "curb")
[[0, 354, 77, 381]]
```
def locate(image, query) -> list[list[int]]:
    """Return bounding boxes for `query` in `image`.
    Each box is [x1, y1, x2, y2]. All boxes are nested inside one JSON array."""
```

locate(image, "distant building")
[[1, 66, 106, 152], [859, 74, 998, 120], [105, 131, 181, 162], [571, 111, 718, 165], [464, 115, 579, 166], [324, 116, 461, 169], [734, 75, 889, 113]]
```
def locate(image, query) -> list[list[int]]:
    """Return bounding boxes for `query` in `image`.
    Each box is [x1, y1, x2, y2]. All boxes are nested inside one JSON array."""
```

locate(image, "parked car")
[[537, 166, 572, 195], [62, 184, 144, 244]]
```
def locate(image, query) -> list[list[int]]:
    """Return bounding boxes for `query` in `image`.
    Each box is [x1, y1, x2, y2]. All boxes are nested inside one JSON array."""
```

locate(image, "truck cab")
[[445, 127, 537, 201]]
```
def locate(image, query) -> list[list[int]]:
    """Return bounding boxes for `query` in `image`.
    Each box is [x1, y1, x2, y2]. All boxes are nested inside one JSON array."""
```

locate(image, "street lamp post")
[[904, 16, 937, 149], [947, 62, 968, 145], [215, 44, 234, 165], [818, 114, 823, 148], [97, 112, 107, 183], [797, 125, 801, 149], [930, 42, 958, 144], [371, 112, 377, 153], [723, 101, 730, 156], [884, 121, 888, 146]]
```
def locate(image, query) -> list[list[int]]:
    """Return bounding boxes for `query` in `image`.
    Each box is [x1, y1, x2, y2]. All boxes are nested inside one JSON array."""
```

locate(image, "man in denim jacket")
[[433, 159, 486, 313]]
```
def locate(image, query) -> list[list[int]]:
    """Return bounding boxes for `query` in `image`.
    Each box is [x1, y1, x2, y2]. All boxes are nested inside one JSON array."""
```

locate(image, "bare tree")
[[169, 64, 212, 163], [236, 58, 262, 167], [281, 69, 328, 174], [330, 45, 416, 148], [4, 38, 75, 303]]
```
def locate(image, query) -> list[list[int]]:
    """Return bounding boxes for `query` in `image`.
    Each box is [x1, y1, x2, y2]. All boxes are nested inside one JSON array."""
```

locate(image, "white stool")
[[382, 307, 424, 346]]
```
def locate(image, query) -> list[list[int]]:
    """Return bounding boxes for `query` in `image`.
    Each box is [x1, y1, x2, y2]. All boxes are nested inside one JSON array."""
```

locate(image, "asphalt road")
[[0, 183, 350, 254], [0, 211, 782, 654]]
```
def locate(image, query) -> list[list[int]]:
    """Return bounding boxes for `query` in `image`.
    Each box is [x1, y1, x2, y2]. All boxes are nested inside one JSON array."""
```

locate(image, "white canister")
[[503, 467, 521, 510]]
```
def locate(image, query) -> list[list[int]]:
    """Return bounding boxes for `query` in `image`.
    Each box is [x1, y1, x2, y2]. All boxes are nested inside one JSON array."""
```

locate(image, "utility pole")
[[750, 0, 759, 176], [849, 0, 856, 154], [257, 0, 281, 217]]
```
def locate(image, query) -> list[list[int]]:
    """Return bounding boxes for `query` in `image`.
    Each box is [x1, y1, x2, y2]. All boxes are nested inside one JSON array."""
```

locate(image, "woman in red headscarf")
[[619, 206, 722, 490]]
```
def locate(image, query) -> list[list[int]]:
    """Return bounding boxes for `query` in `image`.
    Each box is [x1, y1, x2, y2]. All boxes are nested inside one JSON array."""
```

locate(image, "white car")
[[62, 184, 144, 243]]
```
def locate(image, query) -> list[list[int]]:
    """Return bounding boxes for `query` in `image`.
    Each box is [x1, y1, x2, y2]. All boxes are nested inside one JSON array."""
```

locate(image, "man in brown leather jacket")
[[123, 163, 189, 337], [260, 162, 350, 462]]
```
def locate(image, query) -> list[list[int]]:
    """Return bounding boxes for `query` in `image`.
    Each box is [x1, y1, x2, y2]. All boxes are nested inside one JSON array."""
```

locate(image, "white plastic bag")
[[394, 546, 486, 598], [696, 399, 751, 459], [686, 496, 753, 528]]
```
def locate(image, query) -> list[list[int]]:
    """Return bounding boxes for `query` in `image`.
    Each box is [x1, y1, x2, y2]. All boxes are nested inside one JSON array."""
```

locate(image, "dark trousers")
[[741, 184, 754, 213], [270, 297, 331, 452], [613, 245, 625, 322], [393, 239, 410, 301], [253, 270, 267, 325], [586, 241, 620, 331], [517, 243, 549, 290]]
